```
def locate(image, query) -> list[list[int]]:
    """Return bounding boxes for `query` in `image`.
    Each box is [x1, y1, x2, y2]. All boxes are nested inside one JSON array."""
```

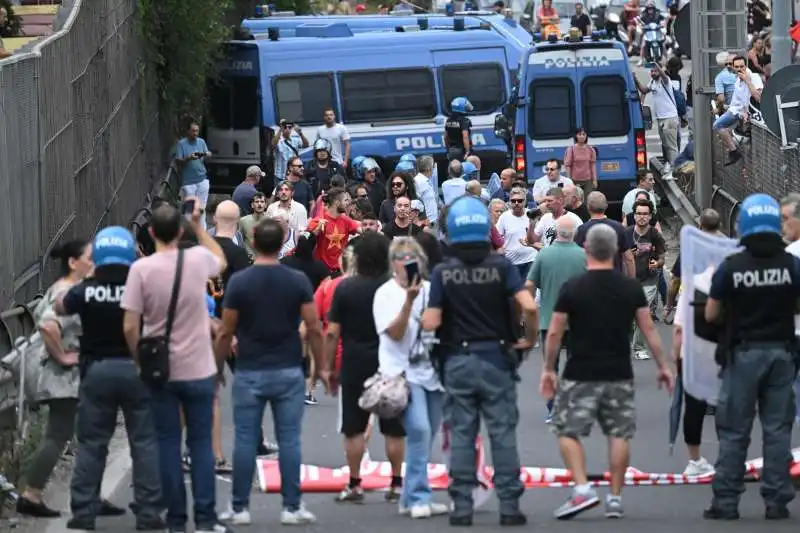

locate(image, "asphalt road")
[[91, 315, 800, 533]]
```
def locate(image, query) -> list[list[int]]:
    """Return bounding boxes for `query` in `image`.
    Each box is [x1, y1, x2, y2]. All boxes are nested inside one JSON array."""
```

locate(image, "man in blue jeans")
[[122, 199, 230, 533], [215, 218, 330, 526]]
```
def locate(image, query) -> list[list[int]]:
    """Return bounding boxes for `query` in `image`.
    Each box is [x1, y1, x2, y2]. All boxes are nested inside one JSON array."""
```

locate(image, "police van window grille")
[[207, 79, 232, 130], [275, 75, 335, 125], [528, 81, 575, 140], [231, 77, 259, 130], [340, 69, 436, 122], [581, 77, 630, 137], [441, 64, 505, 114]]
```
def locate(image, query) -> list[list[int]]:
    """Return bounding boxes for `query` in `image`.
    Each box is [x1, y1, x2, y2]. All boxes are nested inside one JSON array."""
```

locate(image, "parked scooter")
[[589, 4, 629, 47], [642, 20, 665, 63]]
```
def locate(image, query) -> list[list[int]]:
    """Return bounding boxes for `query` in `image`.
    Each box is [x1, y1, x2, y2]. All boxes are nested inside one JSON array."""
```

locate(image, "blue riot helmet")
[[395, 160, 416, 174], [399, 153, 417, 167], [351, 155, 366, 180], [92, 226, 136, 267], [461, 161, 478, 179], [450, 97, 474, 114], [446, 196, 491, 245], [737, 193, 781, 239]]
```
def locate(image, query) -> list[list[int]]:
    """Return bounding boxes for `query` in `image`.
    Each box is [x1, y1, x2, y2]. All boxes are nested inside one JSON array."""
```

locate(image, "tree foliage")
[[138, 0, 234, 136], [0, 0, 22, 37]]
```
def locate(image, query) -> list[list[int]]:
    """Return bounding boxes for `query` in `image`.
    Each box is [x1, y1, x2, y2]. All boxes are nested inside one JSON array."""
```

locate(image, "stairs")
[[5, 1, 61, 51]]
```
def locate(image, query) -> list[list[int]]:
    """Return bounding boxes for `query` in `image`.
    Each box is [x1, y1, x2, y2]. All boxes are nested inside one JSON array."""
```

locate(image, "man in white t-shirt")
[[635, 63, 680, 173], [266, 181, 309, 234], [712, 55, 763, 165], [531, 159, 574, 203], [781, 193, 800, 424], [315, 108, 351, 167], [531, 187, 583, 249], [496, 187, 538, 278]]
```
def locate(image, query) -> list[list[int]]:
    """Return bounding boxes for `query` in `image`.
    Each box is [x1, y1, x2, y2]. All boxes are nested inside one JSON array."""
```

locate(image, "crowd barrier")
[[709, 121, 800, 236], [0, 0, 172, 495]]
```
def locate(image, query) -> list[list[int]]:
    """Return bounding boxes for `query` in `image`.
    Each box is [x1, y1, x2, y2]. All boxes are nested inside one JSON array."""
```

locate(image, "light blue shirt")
[[275, 133, 304, 182], [441, 177, 467, 206], [173, 137, 209, 186], [714, 69, 737, 105], [413, 173, 439, 224]]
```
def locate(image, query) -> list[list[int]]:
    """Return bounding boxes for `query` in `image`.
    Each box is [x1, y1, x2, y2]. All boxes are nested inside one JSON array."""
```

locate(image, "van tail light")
[[635, 128, 647, 170], [514, 135, 526, 175]]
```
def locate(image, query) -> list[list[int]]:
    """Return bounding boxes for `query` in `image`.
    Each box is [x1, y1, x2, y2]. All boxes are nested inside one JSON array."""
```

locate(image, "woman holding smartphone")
[[373, 237, 447, 519]]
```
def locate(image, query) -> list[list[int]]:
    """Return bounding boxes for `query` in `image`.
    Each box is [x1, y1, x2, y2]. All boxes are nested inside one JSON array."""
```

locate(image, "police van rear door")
[[432, 46, 510, 172]]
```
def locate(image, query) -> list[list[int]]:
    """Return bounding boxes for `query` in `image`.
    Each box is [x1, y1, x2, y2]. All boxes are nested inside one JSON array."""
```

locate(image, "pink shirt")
[[121, 247, 222, 381], [564, 144, 597, 182]]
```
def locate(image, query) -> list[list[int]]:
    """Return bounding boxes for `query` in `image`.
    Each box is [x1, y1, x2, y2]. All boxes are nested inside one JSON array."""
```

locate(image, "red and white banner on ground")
[[256, 437, 800, 495]]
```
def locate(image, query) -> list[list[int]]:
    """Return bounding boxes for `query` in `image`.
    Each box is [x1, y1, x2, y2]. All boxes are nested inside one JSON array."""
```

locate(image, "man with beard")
[[304, 139, 345, 196], [266, 181, 309, 234], [239, 192, 269, 261], [530, 188, 583, 250], [280, 156, 315, 213], [382, 195, 424, 240], [307, 188, 362, 274]]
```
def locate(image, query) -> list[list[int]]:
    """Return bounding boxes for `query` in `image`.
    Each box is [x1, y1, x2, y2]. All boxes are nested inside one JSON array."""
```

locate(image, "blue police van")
[[240, 11, 532, 52], [494, 32, 653, 204], [205, 25, 518, 192]]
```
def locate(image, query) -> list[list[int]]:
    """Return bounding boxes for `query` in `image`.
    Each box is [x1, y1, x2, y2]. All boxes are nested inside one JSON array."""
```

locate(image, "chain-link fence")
[[709, 121, 800, 236], [0, 0, 167, 509]]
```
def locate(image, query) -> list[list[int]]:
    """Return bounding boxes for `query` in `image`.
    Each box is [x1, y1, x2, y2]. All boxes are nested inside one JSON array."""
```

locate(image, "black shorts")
[[338, 379, 405, 438]]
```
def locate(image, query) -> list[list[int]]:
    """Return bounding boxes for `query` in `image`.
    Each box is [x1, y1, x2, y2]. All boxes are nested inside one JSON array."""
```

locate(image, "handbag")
[[358, 372, 410, 419], [137, 248, 184, 388]]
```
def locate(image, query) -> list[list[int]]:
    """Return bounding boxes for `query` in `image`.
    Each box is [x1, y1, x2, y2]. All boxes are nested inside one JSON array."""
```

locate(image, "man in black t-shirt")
[[539, 223, 673, 521], [626, 199, 666, 360], [570, 3, 592, 36], [382, 195, 424, 240], [574, 192, 635, 276]]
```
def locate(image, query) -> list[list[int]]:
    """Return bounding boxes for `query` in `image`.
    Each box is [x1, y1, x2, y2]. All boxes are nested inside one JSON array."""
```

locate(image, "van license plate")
[[601, 161, 620, 172]]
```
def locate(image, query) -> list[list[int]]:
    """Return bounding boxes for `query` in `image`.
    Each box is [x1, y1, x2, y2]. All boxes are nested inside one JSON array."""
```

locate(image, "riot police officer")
[[56, 227, 164, 531], [703, 193, 800, 520], [444, 97, 474, 162], [422, 196, 539, 526]]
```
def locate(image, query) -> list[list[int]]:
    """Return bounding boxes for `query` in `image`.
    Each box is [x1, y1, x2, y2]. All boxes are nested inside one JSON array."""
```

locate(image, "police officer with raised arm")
[[422, 195, 539, 527], [55, 227, 164, 531], [703, 193, 800, 521]]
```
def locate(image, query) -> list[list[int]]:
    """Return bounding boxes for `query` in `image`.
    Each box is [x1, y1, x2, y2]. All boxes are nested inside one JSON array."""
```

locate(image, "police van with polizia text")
[[204, 21, 520, 192], [493, 30, 653, 205]]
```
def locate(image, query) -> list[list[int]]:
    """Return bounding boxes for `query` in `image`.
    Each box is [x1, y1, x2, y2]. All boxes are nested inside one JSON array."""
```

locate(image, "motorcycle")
[[604, 12, 630, 46], [642, 21, 665, 63]]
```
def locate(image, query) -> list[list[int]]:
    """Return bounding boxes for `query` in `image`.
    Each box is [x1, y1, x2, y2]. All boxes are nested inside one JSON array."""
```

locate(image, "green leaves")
[[0, 0, 22, 37], [138, 0, 234, 136]]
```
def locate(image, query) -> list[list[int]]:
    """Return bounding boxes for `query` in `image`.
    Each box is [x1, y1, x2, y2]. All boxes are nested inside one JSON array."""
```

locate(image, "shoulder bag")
[[138, 249, 184, 388]]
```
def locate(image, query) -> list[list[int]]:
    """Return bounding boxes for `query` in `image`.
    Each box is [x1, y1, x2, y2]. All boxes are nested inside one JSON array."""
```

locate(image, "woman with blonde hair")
[[374, 237, 447, 518]]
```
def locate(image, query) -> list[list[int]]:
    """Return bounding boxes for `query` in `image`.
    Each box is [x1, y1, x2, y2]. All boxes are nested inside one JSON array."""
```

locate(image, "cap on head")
[[738, 193, 781, 239], [410, 199, 424, 211], [246, 165, 265, 178], [461, 161, 478, 178], [399, 153, 417, 165], [93, 226, 136, 267], [446, 196, 491, 245], [395, 160, 415, 173]]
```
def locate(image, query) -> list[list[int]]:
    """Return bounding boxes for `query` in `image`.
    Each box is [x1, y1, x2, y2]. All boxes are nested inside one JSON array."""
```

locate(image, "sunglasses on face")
[[392, 251, 417, 261], [509, 199, 525, 204]]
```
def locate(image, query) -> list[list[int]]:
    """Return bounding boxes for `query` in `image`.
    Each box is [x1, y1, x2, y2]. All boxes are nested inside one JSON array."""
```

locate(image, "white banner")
[[680, 226, 742, 405]]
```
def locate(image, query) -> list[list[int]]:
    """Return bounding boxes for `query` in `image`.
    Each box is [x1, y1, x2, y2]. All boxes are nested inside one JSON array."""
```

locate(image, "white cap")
[[410, 199, 424, 211], [246, 165, 266, 178], [716, 51, 730, 66]]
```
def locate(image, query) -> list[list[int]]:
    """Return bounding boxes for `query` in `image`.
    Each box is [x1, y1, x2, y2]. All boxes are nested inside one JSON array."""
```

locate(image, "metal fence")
[[0, 0, 168, 500], [0, 0, 164, 312], [709, 122, 800, 236]]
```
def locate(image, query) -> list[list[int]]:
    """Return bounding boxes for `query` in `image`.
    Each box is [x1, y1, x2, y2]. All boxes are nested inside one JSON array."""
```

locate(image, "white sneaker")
[[280, 504, 317, 525], [218, 507, 251, 525], [662, 163, 672, 175], [683, 457, 714, 476], [398, 504, 410, 515], [410, 503, 449, 519]]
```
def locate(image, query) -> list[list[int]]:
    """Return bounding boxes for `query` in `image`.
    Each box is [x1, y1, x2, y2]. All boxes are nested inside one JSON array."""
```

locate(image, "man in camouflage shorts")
[[539, 224, 674, 520]]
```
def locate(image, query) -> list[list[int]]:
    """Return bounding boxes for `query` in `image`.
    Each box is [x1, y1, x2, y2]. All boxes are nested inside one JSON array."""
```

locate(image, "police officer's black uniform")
[[428, 196, 532, 527], [444, 115, 472, 162], [59, 228, 163, 531], [703, 194, 800, 520]]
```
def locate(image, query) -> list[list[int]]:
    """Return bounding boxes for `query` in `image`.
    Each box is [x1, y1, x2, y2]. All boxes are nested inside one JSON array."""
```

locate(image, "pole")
[[771, 0, 793, 73], [690, 2, 713, 209]]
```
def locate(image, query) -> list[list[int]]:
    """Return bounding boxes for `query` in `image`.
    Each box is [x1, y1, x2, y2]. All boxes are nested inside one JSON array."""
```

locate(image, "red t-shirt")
[[314, 276, 346, 372], [307, 212, 360, 271]]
